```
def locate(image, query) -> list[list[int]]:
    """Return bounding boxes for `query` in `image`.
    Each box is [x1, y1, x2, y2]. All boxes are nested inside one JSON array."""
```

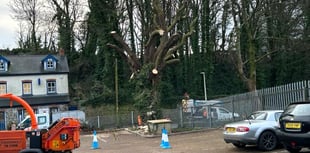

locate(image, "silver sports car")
[[223, 110, 283, 151]]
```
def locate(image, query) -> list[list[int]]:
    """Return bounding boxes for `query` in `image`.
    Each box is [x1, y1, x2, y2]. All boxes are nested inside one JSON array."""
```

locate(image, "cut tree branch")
[[107, 43, 136, 73], [110, 31, 141, 72], [144, 29, 164, 62]]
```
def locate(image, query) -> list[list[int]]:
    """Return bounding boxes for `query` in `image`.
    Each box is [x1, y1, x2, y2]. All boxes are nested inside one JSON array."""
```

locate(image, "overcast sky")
[[0, 0, 19, 49]]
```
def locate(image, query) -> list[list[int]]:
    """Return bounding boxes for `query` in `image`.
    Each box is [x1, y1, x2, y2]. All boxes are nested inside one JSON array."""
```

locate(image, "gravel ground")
[[73, 128, 310, 153]]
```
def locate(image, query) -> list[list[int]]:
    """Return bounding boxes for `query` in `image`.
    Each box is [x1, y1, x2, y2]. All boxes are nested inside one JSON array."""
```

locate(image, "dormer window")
[[42, 55, 58, 71], [0, 56, 10, 72], [0, 60, 5, 71], [47, 58, 55, 69]]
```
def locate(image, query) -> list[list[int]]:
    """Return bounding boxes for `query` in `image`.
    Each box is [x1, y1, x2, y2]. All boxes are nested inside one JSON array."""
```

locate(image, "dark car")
[[276, 101, 310, 153]]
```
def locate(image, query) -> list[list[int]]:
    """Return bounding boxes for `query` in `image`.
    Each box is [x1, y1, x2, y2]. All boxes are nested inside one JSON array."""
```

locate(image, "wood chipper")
[[0, 94, 80, 153]]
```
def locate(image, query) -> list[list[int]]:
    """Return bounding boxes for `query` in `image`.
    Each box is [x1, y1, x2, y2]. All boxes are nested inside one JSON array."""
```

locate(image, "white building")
[[0, 53, 70, 130]]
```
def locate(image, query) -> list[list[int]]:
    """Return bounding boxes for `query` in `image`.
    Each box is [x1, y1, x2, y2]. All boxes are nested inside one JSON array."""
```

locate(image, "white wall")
[[1, 74, 69, 95]]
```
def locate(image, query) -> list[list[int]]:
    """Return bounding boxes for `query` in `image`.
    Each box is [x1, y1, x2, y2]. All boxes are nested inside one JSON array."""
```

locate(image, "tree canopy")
[[6, 0, 310, 114]]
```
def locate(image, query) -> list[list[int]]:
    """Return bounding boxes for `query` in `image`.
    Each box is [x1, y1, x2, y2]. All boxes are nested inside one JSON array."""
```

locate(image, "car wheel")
[[232, 142, 246, 148], [258, 131, 277, 151], [284, 145, 302, 153]]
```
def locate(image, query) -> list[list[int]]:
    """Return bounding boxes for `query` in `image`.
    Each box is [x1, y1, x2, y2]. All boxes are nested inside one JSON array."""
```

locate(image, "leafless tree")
[[10, 0, 44, 51], [49, 0, 87, 56]]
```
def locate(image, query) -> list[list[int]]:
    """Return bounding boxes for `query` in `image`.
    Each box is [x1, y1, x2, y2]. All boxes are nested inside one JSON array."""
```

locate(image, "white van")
[[17, 113, 50, 130], [17, 110, 86, 130], [195, 106, 240, 120], [182, 99, 223, 113]]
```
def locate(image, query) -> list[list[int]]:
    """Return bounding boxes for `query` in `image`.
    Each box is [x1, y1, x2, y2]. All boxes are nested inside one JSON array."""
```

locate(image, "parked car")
[[194, 106, 239, 120], [223, 110, 283, 151], [276, 101, 310, 153]]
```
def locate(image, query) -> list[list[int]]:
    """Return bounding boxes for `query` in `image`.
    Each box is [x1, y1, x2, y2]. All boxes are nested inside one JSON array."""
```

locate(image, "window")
[[38, 116, 47, 125], [288, 104, 310, 116], [211, 108, 216, 113], [219, 108, 229, 114], [18, 109, 24, 123], [249, 112, 267, 120], [47, 58, 54, 69], [42, 55, 57, 71], [0, 111, 4, 130], [0, 56, 9, 72], [0, 82, 7, 94], [47, 80, 56, 94], [22, 118, 31, 128], [22, 81, 32, 95], [33, 108, 38, 114], [274, 112, 282, 121], [0, 60, 5, 71], [50, 107, 59, 113]]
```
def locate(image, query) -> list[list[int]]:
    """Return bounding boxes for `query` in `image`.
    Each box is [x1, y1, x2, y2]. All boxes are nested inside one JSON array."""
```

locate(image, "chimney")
[[59, 48, 65, 56]]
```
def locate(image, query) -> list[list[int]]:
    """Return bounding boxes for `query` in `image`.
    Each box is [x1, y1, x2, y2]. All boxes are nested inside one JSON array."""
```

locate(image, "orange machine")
[[0, 94, 80, 153], [41, 117, 80, 152]]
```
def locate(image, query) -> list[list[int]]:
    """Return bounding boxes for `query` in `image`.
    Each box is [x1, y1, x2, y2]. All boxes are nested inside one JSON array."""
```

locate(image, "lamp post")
[[201, 71, 211, 127], [115, 58, 119, 126], [200, 72, 207, 102]]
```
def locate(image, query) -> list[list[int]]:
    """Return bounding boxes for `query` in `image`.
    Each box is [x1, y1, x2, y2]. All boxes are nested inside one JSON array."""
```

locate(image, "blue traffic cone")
[[92, 130, 99, 149], [160, 128, 164, 147], [161, 129, 171, 149]]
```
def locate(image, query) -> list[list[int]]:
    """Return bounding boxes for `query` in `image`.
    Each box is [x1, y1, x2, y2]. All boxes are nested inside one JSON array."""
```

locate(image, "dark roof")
[[0, 94, 70, 108], [0, 54, 69, 75], [0, 55, 10, 63], [41, 54, 58, 62]]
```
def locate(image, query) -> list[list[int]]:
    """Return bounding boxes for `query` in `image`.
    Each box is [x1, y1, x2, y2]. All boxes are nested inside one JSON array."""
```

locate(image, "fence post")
[[190, 107, 194, 128], [97, 116, 100, 129], [209, 105, 212, 128], [179, 106, 183, 128], [232, 99, 235, 122], [305, 81, 309, 101], [131, 111, 134, 127]]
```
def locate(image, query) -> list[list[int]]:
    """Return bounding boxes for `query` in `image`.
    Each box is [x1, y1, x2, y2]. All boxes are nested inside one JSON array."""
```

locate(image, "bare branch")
[[110, 31, 141, 72], [155, 17, 197, 70], [144, 29, 165, 62], [167, 4, 185, 32], [255, 50, 277, 63], [164, 17, 197, 59], [107, 43, 137, 73]]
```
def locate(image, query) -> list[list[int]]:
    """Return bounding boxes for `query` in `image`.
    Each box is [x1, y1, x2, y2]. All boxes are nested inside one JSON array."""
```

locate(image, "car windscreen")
[[274, 112, 282, 121], [284, 103, 310, 116], [248, 112, 267, 120]]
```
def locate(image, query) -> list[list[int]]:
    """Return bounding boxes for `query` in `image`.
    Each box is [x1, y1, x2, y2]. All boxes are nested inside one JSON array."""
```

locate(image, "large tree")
[[50, 0, 85, 61], [228, 0, 265, 91], [108, 0, 196, 115]]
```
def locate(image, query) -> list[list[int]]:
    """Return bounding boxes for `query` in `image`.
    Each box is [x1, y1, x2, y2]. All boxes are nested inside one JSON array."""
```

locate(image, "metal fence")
[[85, 80, 310, 130], [84, 112, 137, 130]]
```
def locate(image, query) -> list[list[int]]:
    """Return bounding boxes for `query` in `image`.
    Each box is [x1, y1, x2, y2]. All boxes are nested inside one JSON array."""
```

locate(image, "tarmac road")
[[73, 128, 310, 153]]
